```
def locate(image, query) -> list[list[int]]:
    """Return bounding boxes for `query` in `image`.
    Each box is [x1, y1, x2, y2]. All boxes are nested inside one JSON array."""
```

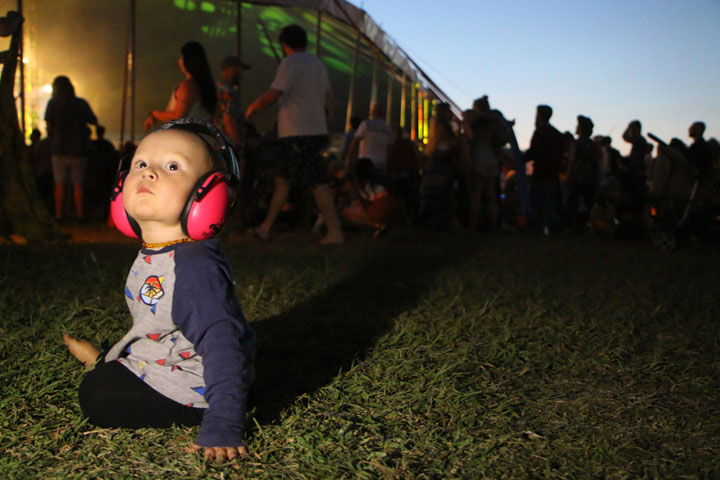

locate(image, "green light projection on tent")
[[322, 56, 351, 74], [174, 0, 196, 11], [167, 2, 368, 82]]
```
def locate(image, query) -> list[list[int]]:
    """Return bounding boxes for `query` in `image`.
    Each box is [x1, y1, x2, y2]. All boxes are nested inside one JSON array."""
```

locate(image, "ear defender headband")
[[109, 118, 241, 241]]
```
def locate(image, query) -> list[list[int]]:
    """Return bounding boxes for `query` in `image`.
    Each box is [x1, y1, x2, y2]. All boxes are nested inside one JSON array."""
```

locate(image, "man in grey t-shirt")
[[246, 24, 343, 244]]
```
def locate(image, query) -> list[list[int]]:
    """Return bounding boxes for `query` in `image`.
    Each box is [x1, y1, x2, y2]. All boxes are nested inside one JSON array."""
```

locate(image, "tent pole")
[[422, 94, 429, 141], [16, 0, 25, 138], [369, 48, 378, 114], [410, 82, 416, 140], [344, 32, 360, 132], [236, 1, 243, 56], [119, 2, 131, 146], [315, 10, 322, 56], [129, 0, 136, 142], [400, 72, 406, 131], [257, 13, 281, 63], [236, 1, 243, 103], [385, 64, 392, 124]]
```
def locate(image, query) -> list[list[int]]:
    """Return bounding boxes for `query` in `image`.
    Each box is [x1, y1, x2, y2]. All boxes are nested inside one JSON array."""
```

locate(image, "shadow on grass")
[[248, 245, 460, 426]]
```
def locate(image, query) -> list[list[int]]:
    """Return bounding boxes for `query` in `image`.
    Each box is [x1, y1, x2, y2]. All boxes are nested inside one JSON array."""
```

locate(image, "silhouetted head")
[[622, 120, 642, 143], [594, 135, 611, 148], [30, 128, 41, 142], [689, 121, 705, 140], [576, 115, 594, 138], [279, 24, 308, 51], [472, 96, 490, 113], [435, 102, 452, 121], [220, 55, 250, 84], [96, 125, 106, 138], [370, 103, 385, 119], [350, 116, 363, 130], [51, 76, 75, 100], [536, 105, 553, 126], [180, 41, 217, 113]]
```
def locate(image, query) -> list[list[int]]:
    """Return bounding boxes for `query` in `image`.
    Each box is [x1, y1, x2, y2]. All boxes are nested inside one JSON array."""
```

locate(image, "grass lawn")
[[1, 226, 718, 479]]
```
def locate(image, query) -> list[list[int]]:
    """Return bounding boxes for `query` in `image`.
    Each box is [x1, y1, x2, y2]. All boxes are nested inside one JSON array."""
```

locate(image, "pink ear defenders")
[[109, 118, 241, 240]]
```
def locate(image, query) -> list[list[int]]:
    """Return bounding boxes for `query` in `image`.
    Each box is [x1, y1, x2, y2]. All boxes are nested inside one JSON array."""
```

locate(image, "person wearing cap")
[[217, 55, 250, 150]]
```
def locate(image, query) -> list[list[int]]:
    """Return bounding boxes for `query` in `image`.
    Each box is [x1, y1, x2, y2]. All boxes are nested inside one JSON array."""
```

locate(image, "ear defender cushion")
[[181, 171, 231, 240], [109, 170, 142, 239]]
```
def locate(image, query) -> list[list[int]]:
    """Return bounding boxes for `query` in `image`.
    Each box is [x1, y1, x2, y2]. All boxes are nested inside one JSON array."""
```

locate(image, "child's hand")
[[184, 443, 247, 463]]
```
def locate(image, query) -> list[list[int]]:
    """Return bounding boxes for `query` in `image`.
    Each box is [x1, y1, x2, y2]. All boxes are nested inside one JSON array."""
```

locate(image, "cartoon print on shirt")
[[139, 275, 165, 314]]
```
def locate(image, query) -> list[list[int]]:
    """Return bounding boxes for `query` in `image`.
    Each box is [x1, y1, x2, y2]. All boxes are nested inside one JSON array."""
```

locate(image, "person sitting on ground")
[[341, 158, 403, 238], [63, 121, 256, 463]]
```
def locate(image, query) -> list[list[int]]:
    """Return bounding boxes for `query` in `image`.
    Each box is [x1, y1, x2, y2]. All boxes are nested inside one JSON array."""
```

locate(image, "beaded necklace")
[[142, 238, 195, 249]]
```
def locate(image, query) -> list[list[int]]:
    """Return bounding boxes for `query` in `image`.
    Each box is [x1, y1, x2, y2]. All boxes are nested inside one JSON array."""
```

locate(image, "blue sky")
[[359, 0, 720, 154]]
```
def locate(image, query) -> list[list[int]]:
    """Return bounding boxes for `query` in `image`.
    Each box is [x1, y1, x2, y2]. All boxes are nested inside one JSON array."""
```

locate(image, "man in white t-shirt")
[[346, 103, 393, 173], [245, 24, 343, 244]]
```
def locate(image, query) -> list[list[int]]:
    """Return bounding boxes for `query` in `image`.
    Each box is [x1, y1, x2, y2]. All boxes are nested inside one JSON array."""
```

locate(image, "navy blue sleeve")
[[173, 241, 252, 447]]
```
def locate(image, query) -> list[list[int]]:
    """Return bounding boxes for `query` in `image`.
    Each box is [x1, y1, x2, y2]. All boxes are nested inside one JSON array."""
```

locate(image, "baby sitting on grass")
[[64, 119, 255, 463]]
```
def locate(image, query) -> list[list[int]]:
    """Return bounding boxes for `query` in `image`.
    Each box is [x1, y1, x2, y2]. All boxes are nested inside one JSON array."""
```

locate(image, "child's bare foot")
[[63, 333, 100, 366]]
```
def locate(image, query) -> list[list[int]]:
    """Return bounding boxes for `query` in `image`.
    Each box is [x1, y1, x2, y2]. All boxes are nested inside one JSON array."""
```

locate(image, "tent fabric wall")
[[3, 0, 458, 144], [242, 0, 461, 116]]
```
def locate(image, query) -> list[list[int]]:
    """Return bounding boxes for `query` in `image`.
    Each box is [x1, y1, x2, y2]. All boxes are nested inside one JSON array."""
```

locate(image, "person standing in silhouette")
[[524, 104, 564, 235], [44, 75, 98, 222], [566, 115, 599, 232], [687, 121, 712, 177]]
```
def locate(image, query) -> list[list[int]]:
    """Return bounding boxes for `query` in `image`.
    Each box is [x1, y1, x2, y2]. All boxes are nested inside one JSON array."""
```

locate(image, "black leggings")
[[79, 360, 205, 429]]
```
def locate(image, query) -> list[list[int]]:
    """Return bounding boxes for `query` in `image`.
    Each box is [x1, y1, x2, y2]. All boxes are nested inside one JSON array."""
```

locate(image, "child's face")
[[123, 129, 212, 236]]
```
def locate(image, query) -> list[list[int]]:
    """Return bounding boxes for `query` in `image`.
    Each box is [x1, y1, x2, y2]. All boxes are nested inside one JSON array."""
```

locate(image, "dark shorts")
[[52, 154, 87, 185], [278, 135, 329, 187]]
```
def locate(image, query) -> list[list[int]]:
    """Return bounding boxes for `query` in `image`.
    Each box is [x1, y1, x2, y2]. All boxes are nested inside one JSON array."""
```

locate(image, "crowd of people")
[[30, 23, 720, 244]]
